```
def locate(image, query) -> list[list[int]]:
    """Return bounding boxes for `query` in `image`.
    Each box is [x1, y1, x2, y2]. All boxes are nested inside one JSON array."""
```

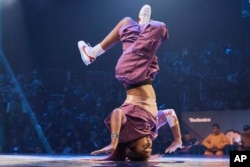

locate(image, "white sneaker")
[[78, 41, 95, 66], [138, 4, 151, 26]]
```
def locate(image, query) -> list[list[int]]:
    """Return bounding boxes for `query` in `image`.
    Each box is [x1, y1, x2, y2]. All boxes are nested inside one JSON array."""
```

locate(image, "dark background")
[[2, 0, 249, 73], [1, 0, 250, 155]]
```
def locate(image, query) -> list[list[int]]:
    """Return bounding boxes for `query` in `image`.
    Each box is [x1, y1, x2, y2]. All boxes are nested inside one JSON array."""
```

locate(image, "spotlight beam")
[[0, 49, 53, 154]]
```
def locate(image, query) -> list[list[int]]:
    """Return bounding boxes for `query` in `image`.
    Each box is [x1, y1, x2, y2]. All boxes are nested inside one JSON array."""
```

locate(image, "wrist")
[[111, 133, 119, 139], [111, 133, 119, 145]]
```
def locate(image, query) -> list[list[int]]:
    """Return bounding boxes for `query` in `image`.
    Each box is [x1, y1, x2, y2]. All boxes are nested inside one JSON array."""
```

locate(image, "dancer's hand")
[[149, 153, 163, 160], [164, 140, 182, 154], [91, 143, 117, 155]]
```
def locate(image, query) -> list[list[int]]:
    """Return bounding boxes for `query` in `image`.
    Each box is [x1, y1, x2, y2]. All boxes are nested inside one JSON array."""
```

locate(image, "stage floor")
[[0, 154, 229, 167]]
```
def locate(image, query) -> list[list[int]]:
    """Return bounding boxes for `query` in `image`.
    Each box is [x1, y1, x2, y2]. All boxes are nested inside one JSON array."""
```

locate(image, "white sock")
[[90, 44, 105, 58]]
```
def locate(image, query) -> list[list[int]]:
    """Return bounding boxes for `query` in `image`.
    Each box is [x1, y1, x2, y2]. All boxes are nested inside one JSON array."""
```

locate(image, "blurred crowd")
[[0, 40, 249, 154]]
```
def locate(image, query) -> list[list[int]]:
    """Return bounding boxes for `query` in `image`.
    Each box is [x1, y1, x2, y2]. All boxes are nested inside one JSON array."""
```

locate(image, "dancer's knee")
[[120, 17, 135, 25]]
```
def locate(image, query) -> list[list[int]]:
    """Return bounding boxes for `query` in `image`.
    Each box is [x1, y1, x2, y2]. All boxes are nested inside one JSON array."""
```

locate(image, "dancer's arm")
[[165, 123, 182, 153], [163, 109, 182, 153], [91, 109, 124, 155]]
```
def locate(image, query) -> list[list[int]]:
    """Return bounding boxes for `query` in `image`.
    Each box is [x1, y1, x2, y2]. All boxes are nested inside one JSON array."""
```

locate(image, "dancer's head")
[[104, 136, 152, 161], [126, 136, 152, 161]]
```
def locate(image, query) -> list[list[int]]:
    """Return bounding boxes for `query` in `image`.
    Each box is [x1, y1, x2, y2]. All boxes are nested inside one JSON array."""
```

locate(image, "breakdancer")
[[78, 4, 182, 161]]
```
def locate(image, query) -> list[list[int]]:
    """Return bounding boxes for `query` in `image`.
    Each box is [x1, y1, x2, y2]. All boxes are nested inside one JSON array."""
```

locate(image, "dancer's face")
[[133, 136, 152, 156]]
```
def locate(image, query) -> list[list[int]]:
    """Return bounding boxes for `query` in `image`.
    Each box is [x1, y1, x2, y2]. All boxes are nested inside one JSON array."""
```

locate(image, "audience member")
[[202, 123, 230, 156], [224, 129, 241, 154], [177, 129, 201, 154], [225, 130, 241, 146], [238, 125, 250, 151]]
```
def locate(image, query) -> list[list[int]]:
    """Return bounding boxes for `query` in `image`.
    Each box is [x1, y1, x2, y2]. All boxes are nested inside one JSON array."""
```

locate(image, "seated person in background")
[[202, 123, 230, 156], [224, 130, 241, 154], [238, 125, 250, 151], [178, 129, 200, 154], [225, 130, 241, 146]]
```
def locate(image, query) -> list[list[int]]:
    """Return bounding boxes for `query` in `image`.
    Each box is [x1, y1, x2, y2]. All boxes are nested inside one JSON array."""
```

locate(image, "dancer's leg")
[[78, 4, 151, 66], [101, 3, 152, 49], [78, 17, 136, 66], [99, 17, 133, 50]]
